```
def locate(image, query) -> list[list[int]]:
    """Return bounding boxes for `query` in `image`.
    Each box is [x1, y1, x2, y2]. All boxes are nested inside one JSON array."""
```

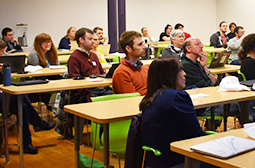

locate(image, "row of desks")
[[1, 63, 243, 168], [64, 86, 254, 168], [11, 61, 240, 78]]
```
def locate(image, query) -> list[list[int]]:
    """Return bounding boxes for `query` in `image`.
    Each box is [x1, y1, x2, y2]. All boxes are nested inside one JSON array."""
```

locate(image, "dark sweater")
[[181, 54, 214, 88], [141, 89, 206, 167], [241, 57, 255, 80]]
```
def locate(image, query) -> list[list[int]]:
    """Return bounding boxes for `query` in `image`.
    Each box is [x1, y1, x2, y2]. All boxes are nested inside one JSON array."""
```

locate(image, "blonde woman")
[[91, 33, 107, 63], [58, 27, 76, 50]]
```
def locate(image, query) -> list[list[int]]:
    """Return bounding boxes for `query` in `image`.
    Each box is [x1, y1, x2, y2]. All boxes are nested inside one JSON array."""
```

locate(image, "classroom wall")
[[0, 0, 219, 48], [126, 0, 217, 44], [216, 0, 255, 35], [0, 0, 108, 47]]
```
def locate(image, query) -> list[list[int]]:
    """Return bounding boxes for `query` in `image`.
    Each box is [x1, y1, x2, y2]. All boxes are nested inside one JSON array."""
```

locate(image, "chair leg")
[[141, 150, 146, 168]]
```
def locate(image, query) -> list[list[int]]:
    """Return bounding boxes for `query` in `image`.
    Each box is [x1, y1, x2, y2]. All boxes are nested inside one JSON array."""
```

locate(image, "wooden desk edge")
[[64, 106, 136, 124]]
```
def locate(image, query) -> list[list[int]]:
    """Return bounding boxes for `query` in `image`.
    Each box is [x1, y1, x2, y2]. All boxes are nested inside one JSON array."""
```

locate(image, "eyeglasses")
[[191, 42, 203, 46], [238, 31, 245, 34]]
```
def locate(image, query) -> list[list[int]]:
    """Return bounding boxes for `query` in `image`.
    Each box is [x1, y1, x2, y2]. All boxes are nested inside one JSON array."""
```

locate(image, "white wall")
[[0, 0, 108, 47], [126, 0, 217, 43], [216, 0, 255, 35], [0, 0, 217, 48]]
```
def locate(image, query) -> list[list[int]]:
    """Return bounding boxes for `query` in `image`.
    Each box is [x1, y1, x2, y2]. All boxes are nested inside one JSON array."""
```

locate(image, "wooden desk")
[[9, 50, 73, 57], [171, 128, 255, 168], [209, 65, 240, 75], [11, 67, 67, 78], [0, 78, 112, 168], [58, 55, 70, 64], [64, 86, 255, 168], [9, 51, 30, 56], [209, 64, 240, 81]]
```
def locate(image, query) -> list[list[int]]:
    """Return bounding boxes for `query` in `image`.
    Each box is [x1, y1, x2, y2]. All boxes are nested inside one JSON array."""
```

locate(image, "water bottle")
[[3, 63, 11, 86]]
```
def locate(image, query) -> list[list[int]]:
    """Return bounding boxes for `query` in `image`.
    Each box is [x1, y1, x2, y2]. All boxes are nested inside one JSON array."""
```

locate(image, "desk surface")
[[9, 50, 73, 57], [151, 45, 226, 53], [0, 78, 112, 95], [171, 128, 255, 168], [11, 67, 67, 78], [64, 86, 255, 124], [209, 64, 240, 75]]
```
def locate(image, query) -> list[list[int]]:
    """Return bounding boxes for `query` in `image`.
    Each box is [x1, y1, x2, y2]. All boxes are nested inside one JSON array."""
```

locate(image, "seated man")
[[1, 27, 23, 53], [181, 37, 242, 128], [228, 26, 245, 65], [174, 23, 191, 40], [93, 27, 109, 45], [113, 31, 148, 96], [68, 27, 111, 100], [0, 39, 55, 154], [210, 21, 229, 48], [141, 27, 156, 58], [159, 24, 172, 41]]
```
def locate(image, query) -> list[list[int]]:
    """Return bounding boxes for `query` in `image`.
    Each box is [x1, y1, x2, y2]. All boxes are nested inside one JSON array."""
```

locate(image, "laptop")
[[240, 79, 255, 87], [208, 51, 231, 68], [70, 41, 78, 51], [97, 63, 119, 78], [0, 55, 26, 73], [99, 44, 111, 56], [190, 135, 255, 159]]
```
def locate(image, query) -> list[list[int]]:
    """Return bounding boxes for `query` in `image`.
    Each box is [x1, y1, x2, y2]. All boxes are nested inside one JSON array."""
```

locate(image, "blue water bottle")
[[3, 63, 11, 86]]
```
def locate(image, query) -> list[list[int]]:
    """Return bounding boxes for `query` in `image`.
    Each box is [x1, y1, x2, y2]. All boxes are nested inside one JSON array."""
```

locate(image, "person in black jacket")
[[1, 27, 23, 53], [210, 21, 229, 48]]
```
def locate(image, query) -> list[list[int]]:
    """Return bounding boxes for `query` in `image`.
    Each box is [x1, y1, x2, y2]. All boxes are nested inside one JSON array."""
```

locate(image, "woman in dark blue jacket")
[[140, 56, 207, 168]]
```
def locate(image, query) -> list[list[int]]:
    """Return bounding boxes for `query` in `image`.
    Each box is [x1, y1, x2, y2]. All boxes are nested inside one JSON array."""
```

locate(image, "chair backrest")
[[125, 113, 143, 168], [90, 92, 141, 157]]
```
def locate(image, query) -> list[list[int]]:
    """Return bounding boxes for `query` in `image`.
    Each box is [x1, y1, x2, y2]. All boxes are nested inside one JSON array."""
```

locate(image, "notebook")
[[208, 51, 231, 68], [98, 44, 111, 56], [70, 41, 78, 51], [240, 79, 255, 87], [97, 63, 119, 78], [190, 135, 255, 159], [0, 55, 26, 73]]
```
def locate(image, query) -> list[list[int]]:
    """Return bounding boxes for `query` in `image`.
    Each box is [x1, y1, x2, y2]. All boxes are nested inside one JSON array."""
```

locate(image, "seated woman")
[[162, 29, 185, 58], [28, 33, 59, 68], [91, 33, 107, 63], [0, 39, 55, 154], [239, 34, 255, 80], [140, 56, 207, 167], [27, 33, 61, 110], [58, 27, 76, 50]]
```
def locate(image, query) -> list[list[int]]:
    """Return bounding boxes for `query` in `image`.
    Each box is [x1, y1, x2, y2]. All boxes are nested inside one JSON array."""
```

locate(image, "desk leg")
[[2, 92, 10, 163], [74, 115, 84, 168], [223, 104, 230, 132], [217, 74, 225, 83], [103, 123, 109, 168], [239, 101, 250, 125], [185, 156, 200, 168], [154, 48, 158, 58], [17, 95, 24, 168], [209, 107, 215, 130]]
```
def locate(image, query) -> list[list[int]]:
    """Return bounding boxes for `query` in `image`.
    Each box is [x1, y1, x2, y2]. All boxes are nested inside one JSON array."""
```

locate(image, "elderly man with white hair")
[[162, 29, 185, 58]]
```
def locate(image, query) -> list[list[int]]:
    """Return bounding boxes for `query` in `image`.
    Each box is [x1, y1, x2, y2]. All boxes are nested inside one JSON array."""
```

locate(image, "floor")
[[0, 103, 240, 168]]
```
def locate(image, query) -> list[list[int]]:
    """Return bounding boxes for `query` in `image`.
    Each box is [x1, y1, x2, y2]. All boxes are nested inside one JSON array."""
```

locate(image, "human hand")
[[199, 52, 208, 67], [8, 49, 16, 54]]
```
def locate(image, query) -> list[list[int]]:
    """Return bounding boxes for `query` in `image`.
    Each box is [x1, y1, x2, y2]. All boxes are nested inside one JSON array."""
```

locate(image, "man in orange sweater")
[[113, 31, 148, 96]]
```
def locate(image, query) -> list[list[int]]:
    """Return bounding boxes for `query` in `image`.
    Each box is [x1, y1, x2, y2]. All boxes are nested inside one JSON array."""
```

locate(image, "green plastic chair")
[[237, 70, 246, 81], [111, 55, 120, 63], [197, 115, 224, 130], [90, 92, 141, 160], [203, 46, 215, 65], [156, 43, 171, 57]]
